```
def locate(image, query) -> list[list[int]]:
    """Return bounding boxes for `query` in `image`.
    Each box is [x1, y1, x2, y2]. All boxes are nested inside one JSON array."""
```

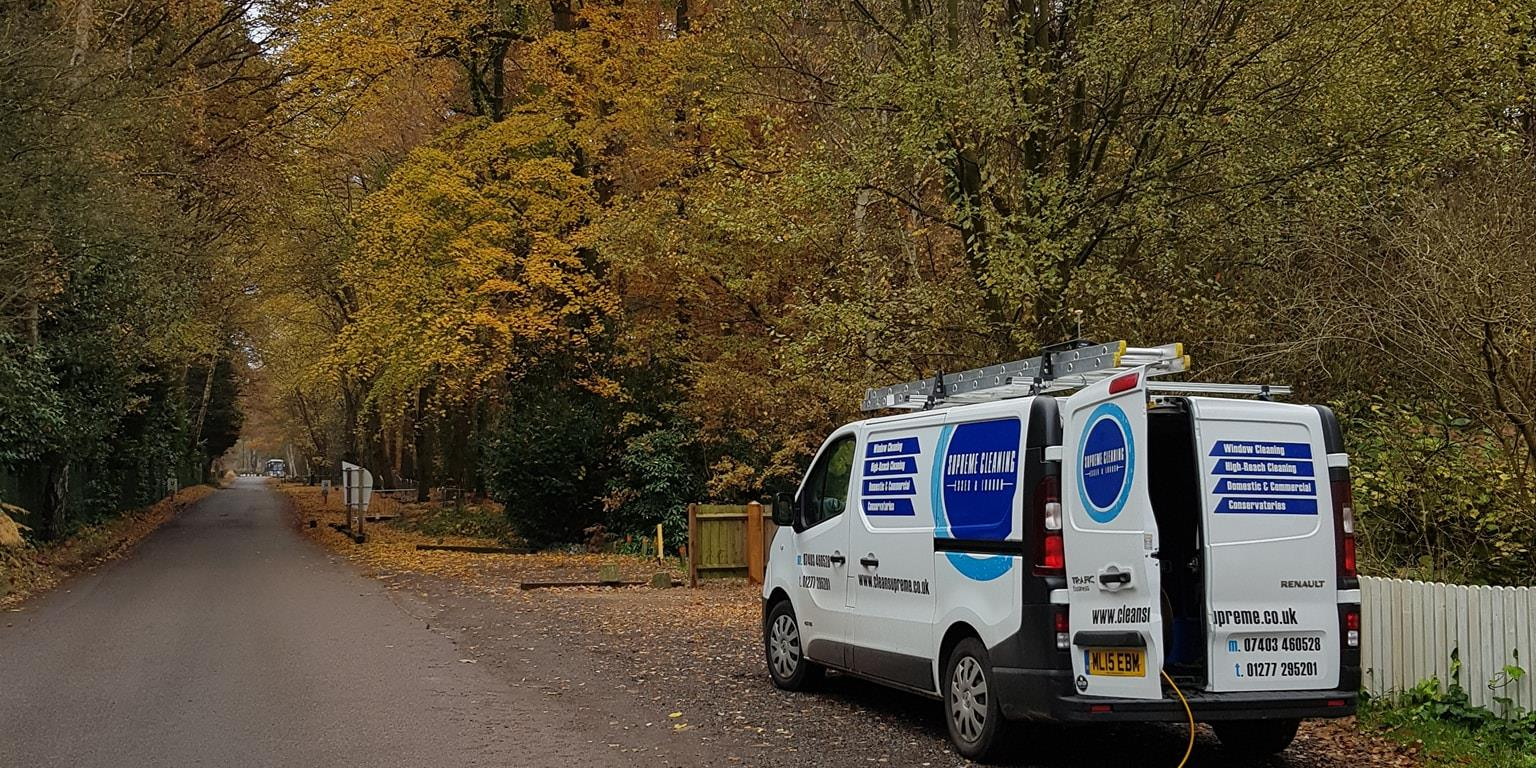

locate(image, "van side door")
[[846, 425, 941, 691], [1062, 369, 1164, 699], [792, 433, 857, 668]]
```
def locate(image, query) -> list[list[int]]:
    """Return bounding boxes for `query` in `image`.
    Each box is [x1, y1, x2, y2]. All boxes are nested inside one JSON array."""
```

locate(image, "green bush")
[[606, 426, 701, 553], [481, 379, 617, 549], [1343, 397, 1536, 585], [1364, 649, 1536, 765]]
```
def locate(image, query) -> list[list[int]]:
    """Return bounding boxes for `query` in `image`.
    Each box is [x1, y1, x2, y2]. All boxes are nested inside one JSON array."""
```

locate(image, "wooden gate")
[[687, 502, 777, 586]]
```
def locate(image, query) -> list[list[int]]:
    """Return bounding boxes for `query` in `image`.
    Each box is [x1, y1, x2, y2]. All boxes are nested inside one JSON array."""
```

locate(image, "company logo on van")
[[1078, 403, 1134, 524], [932, 419, 1020, 582]]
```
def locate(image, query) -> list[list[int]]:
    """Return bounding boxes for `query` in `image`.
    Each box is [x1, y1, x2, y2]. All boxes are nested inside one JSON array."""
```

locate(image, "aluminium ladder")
[[860, 340, 1291, 412]]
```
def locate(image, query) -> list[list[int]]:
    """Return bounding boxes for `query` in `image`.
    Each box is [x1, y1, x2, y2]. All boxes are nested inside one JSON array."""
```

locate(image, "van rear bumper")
[[993, 668, 1358, 722]]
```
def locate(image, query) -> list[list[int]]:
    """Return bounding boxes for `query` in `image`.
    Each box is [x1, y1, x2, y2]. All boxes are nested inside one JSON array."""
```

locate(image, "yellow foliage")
[[335, 116, 619, 410], [0, 504, 28, 549]]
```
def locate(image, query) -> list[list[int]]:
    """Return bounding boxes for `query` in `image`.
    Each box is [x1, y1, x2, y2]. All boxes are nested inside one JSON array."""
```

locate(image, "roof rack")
[[1146, 382, 1292, 397], [861, 340, 1288, 411]]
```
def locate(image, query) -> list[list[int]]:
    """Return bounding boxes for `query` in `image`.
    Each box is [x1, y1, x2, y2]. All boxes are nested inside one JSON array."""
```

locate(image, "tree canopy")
[[6, 0, 1536, 581]]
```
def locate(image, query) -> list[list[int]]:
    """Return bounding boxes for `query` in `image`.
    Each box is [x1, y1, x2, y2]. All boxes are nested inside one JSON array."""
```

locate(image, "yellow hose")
[[1161, 669, 1195, 768]]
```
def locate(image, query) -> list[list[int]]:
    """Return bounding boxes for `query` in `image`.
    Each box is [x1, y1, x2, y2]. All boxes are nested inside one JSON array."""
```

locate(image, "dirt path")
[[392, 573, 1416, 768]]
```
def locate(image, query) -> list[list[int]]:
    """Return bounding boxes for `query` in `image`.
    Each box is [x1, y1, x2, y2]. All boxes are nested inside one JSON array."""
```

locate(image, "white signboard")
[[340, 462, 374, 513]]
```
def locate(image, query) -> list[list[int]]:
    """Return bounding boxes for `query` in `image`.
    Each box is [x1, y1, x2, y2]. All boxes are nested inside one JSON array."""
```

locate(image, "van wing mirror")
[[772, 492, 795, 527]]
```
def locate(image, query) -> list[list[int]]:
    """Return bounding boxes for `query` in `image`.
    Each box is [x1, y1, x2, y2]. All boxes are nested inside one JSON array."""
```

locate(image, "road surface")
[[0, 478, 674, 768]]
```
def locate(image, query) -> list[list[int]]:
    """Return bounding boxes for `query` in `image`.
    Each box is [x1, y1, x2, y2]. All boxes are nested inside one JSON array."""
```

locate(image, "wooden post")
[[746, 500, 765, 586], [687, 503, 699, 588], [655, 522, 664, 563]]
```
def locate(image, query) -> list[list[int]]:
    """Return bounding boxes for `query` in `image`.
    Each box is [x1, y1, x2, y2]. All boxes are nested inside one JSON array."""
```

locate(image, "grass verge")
[[276, 483, 684, 587], [1360, 695, 1536, 768]]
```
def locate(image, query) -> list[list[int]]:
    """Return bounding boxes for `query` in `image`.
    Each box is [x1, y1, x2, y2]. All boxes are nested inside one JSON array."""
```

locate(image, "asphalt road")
[[0, 478, 653, 768]]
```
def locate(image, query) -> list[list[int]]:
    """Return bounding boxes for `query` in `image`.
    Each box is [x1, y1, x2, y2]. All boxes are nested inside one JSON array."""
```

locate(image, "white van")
[[762, 343, 1361, 761]]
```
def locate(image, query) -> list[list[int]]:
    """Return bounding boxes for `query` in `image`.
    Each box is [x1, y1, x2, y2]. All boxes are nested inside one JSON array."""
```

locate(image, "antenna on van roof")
[[861, 341, 1291, 412]]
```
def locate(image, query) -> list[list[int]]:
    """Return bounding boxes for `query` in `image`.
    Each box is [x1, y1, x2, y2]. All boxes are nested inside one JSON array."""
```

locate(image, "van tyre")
[[1213, 718, 1300, 757], [943, 637, 1011, 762], [765, 601, 823, 691]]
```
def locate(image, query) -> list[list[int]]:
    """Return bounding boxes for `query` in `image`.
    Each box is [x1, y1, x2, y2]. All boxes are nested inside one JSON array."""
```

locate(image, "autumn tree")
[[0, 0, 292, 536]]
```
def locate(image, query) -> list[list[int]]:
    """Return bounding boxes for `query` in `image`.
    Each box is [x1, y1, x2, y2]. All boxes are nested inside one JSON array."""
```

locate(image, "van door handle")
[[829, 552, 846, 565], [860, 555, 879, 568], [1099, 571, 1132, 586]]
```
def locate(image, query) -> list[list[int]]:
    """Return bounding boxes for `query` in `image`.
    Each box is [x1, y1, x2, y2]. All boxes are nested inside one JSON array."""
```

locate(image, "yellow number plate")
[[1088, 649, 1146, 677]]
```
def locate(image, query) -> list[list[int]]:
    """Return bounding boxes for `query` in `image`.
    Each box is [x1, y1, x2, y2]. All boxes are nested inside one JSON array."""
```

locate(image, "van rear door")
[[1191, 398, 1340, 691], [1062, 369, 1163, 700]]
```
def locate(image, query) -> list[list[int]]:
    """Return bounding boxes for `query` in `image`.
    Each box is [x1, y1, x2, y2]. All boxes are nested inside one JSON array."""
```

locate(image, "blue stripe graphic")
[[863, 498, 916, 516], [1214, 497, 1319, 515], [863, 477, 917, 497], [1211, 459, 1315, 478], [864, 457, 917, 476], [866, 437, 920, 458], [1209, 441, 1313, 459]]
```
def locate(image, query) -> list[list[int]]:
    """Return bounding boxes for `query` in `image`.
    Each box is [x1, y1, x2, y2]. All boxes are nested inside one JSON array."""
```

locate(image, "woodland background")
[[3, 0, 1536, 584]]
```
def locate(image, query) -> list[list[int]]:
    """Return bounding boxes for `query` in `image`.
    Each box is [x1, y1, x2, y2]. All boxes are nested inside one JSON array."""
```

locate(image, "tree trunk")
[[365, 408, 393, 490], [42, 454, 69, 541], [414, 385, 433, 503], [189, 354, 217, 455], [70, 0, 91, 68], [551, 0, 577, 31]]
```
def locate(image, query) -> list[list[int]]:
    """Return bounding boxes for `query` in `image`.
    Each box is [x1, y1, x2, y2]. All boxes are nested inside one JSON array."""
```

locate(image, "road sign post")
[[340, 462, 373, 543]]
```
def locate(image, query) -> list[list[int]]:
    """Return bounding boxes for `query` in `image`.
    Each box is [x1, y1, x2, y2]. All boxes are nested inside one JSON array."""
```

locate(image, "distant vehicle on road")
[[264, 459, 287, 478]]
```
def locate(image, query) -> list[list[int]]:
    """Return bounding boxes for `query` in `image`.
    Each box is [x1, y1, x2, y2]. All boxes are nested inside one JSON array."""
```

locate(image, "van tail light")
[[1034, 474, 1064, 576], [1345, 609, 1360, 648], [1109, 372, 1140, 394], [1053, 606, 1070, 651], [1332, 473, 1357, 584]]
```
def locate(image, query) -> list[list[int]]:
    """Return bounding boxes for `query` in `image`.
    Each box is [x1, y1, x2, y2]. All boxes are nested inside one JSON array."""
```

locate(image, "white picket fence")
[[1361, 576, 1536, 713]]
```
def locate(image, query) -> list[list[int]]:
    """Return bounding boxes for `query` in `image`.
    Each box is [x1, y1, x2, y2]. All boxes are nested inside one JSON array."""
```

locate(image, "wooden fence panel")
[[687, 503, 775, 585], [1361, 577, 1536, 714]]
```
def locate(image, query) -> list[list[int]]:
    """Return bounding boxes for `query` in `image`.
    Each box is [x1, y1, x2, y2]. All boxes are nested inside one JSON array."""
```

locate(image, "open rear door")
[[1062, 369, 1163, 699], [1192, 398, 1341, 692]]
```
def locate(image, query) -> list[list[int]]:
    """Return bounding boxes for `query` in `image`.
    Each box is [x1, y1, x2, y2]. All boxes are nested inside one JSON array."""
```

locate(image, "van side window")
[[801, 435, 856, 529]]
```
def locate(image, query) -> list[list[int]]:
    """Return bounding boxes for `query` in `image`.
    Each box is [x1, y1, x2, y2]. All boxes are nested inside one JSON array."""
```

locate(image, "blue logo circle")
[[1078, 403, 1134, 524]]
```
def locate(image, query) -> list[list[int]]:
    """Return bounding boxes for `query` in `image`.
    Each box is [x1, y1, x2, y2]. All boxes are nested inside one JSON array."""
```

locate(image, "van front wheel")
[[765, 601, 823, 691], [943, 637, 1011, 762], [1213, 718, 1300, 757]]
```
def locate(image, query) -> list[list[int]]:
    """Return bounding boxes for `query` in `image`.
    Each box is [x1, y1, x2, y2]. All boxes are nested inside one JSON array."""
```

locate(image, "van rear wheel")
[[765, 601, 823, 691], [1213, 718, 1300, 756], [943, 637, 1011, 762]]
